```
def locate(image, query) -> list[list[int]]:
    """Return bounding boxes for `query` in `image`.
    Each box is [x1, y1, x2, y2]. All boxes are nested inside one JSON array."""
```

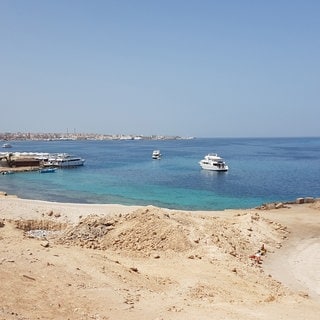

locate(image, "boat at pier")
[[47, 153, 85, 168], [39, 167, 57, 173]]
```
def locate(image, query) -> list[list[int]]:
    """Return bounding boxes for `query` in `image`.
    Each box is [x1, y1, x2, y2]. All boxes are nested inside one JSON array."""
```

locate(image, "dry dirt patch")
[[1, 203, 319, 320]]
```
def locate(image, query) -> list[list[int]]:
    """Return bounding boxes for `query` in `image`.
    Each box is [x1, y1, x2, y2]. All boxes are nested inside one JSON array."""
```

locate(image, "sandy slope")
[[0, 195, 320, 320]]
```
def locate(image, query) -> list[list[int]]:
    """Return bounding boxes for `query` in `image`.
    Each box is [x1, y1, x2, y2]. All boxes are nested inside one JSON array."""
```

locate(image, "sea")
[[1, 137, 320, 211]]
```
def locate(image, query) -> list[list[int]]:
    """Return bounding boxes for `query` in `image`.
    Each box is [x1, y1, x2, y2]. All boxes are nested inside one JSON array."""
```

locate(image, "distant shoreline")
[[1, 132, 194, 142]]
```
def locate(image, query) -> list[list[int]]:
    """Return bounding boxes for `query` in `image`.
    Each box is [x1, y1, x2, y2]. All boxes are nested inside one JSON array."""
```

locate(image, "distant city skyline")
[[0, 131, 188, 141], [1, 1, 319, 138]]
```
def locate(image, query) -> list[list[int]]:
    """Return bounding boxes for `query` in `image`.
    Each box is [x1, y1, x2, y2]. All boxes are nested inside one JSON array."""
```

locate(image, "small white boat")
[[152, 150, 161, 159], [199, 153, 229, 171], [1, 170, 14, 175], [2, 143, 12, 148]]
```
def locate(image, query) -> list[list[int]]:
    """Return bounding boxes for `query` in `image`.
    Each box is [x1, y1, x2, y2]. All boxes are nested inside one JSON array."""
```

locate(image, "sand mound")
[[310, 201, 320, 210], [55, 206, 289, 261], [56, 207, 194, 255]]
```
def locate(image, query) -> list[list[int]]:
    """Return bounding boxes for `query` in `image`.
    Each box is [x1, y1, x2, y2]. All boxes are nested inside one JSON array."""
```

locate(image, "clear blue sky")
[[1, 0, 319, 138]]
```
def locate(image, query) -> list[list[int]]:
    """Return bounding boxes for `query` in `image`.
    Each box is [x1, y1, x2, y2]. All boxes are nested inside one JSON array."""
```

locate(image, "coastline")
[[1, 194, 320, 319]]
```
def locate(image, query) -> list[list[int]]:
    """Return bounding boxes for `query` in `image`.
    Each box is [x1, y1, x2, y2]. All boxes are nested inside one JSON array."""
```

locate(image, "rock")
[[275, 202, 284, 209], [304, 197, 314, 203], [41, 240, 49, 248], [296, 198, 304, 204], [298, 291, 309, 298]]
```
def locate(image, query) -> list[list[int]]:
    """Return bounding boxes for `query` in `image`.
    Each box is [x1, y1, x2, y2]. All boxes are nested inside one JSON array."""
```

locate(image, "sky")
[[0, 0, 319, 138]]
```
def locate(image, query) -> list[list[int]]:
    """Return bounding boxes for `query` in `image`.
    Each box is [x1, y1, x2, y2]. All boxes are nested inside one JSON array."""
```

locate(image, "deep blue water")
[[1, 137, 319, 210]]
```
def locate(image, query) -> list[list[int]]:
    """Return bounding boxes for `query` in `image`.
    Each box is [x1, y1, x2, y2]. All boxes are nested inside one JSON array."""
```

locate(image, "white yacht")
[[152, 150, 161, 160], [199, 153, 228, 171], [48, 153, 85, 168]]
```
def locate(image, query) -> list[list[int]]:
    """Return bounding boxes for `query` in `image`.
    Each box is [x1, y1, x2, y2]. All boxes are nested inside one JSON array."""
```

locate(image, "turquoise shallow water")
[[1, 137, 320, 210]]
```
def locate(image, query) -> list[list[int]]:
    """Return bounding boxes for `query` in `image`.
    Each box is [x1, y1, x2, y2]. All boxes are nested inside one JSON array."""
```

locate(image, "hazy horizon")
[[1, 131, 319, 140]]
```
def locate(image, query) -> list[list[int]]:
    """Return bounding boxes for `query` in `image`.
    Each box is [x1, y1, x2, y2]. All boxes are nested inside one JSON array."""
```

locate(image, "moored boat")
[[152, 150, 161, 159], [39, 167, 57, 173], [199, 153, 229, 171], [48, 153, 85, 168], [1, 170, 14, 175], [2, 143, 12, 148]]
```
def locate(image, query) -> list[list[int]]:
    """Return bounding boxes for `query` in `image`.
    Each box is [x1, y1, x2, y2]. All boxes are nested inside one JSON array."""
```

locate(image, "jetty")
[[0, 151, 85, 173], [0, 152, 47, 174]]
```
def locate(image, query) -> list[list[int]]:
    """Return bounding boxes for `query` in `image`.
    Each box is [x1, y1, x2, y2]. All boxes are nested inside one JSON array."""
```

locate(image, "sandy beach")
[[1, 194, 320, 320]]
